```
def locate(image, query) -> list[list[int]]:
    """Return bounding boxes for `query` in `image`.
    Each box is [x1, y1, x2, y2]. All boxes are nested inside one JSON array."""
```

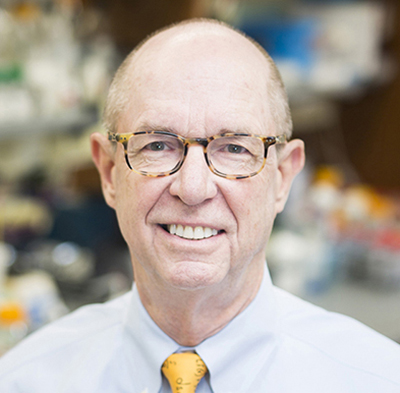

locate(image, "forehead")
[[121, 25, 273, 136]]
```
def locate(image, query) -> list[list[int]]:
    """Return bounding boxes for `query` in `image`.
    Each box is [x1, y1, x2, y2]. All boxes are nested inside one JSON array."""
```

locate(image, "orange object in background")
[[0, 302, 27, 327], [0, 301, 28, 356]]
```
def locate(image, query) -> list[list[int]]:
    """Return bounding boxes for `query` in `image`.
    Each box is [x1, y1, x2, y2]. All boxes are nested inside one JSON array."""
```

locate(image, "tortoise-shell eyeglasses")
[[108, 131, 287, 180]]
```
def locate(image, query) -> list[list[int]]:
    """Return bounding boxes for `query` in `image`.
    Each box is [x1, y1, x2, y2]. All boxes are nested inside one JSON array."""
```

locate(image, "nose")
[[169, 145, 218, 205]]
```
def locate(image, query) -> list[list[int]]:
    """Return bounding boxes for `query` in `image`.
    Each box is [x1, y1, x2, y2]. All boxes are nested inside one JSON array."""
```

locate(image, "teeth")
[[204, 227, 212, 238], [176, 225, 184, 237], [183, 226, 194, 239], [194, 226, 204, 239], [167, 225, 219, 240]]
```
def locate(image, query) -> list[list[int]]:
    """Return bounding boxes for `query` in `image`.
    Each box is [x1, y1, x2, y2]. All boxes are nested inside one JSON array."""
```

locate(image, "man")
[[0, 19, 399, 393]]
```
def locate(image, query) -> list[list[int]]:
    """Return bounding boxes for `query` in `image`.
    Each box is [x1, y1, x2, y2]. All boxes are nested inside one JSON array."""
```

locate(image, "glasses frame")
[[108, 130, 287, 179]]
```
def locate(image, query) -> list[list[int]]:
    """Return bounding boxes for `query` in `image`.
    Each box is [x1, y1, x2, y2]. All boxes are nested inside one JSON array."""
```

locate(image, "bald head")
[[103, 19, 292, 139]]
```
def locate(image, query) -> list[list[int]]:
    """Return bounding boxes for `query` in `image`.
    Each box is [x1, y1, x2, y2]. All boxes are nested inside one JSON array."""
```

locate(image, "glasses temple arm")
[[107, 132, 118, 142], [275, 135, 287, 144]]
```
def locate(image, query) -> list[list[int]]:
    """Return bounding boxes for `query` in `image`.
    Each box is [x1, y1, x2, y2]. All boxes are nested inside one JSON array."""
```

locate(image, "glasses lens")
[[127, 133, 184, 174], [208, 136, 265, 176]]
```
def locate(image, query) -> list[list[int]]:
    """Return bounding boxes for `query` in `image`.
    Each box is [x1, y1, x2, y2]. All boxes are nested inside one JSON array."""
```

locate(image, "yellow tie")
[[161, 352, 208, 393]]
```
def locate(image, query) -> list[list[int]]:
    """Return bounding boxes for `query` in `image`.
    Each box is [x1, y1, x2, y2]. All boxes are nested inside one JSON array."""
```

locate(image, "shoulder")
[[0, 291, 132, 385], [273, 286, 400, 386]]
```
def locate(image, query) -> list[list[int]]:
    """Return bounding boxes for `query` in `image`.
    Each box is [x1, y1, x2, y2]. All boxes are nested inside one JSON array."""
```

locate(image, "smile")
[[163, 224, 220, 240]]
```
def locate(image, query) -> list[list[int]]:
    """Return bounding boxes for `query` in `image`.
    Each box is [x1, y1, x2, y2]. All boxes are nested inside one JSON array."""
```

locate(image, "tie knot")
[[161, 352, 208, 393]]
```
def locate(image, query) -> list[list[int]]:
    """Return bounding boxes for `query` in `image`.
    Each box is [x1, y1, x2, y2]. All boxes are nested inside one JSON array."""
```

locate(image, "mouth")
[[159, 224, 222, 240]]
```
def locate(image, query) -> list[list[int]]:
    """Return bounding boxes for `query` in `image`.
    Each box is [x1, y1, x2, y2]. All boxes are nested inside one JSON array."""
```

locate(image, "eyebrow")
[[135, 124, 257, 136], [219, 127, 256, 135], [136, 123, 176, 134]]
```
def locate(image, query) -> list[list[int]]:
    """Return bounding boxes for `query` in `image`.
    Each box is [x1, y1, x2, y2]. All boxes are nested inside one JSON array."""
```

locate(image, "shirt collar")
[[124, 265, 279, 393], [196, 266, 279, 393], [124, 286, 178, 393]]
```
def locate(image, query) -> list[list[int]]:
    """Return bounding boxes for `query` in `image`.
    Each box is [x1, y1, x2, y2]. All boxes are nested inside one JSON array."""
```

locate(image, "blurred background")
[[0, 0, 399, 354]]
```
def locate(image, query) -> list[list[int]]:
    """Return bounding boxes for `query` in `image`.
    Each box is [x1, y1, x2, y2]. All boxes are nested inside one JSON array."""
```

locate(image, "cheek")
[[236, 171, 278, 244], [113, 170, 145, 241], [113, 171, 167, 241], [113, 175, 137, 245]]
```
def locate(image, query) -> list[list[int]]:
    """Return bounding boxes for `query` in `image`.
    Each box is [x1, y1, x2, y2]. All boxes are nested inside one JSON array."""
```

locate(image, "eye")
[[146, 141, 167, 151], [226, 144, 249, 154]]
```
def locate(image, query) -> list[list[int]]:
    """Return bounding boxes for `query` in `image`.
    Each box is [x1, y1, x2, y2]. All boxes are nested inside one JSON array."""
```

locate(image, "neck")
[[135, 264, 264, 347]]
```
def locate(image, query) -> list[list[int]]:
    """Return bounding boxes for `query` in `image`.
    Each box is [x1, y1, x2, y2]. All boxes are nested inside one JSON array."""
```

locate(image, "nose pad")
[[169, 145, 218, 205]]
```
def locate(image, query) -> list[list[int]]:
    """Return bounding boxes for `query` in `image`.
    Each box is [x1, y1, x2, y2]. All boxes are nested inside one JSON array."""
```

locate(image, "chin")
[[166, 262, 226, 291]]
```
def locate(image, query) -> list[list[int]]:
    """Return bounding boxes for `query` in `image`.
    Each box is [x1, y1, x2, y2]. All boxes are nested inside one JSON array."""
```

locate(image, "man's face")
[[97, 28, 301, 294]]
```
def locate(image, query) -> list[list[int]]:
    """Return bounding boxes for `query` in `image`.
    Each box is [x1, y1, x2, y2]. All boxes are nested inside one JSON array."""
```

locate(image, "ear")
[[275, 139, 305, 214], [90, 132, 117, 209]]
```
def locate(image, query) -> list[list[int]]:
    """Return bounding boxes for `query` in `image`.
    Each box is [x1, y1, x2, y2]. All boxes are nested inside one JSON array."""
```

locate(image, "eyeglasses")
[[108, 131, 287, 179]]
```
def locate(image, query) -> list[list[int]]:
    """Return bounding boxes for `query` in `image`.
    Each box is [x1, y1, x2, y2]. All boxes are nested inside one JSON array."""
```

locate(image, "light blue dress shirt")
[[1, 266, 399, 392]]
